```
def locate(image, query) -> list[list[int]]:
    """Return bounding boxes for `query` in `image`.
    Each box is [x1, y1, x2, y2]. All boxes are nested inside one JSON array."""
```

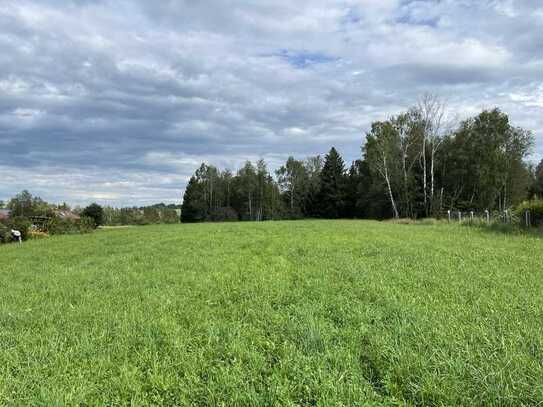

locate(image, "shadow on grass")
[[463, 222, 543, 239]]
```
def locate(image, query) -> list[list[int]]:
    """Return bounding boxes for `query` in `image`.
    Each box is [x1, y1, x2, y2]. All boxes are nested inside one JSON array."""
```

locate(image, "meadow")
[[1, 220, 542, 406]]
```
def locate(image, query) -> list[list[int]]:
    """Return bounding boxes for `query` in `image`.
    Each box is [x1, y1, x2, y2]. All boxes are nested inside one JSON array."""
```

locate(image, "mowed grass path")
[[1, 221, 542, 406]]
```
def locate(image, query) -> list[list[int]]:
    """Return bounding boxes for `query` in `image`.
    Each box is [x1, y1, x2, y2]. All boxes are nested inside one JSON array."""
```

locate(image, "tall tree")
[[345, 160, 369, 218], [316, 147, 347, 218], [235, 161, 258, 220], [8, 190, 51, 218], [303, 155, 323, 217], [181, 176, 206, 222], [364, 122, 401, 218], [416, 94, 449, 216], [531, 160, 543, 198], [276, 157, 307, 217], [441, 109, 532, 210], [81, 203, 104, 227]]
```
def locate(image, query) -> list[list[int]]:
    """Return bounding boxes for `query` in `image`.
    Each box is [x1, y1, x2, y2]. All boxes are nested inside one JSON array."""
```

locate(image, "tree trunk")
[[290, 184, 295, 212], [248, 192, 252, 220], [422, 134, 428, 216], [430, 144, 435, 214], [402, 152, 410, 218], [383, 155, 399, 219]]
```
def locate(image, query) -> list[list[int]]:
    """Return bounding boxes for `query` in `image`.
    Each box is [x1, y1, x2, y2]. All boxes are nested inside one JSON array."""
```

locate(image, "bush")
[[81, 203, 104, 228], [515, 200, 543, 227], [0, 222, 9, 243], [47, 217, 79, 235], [79, 216, 95, 234], [1, 217, 31, 242], [206, 207, 239, 222]]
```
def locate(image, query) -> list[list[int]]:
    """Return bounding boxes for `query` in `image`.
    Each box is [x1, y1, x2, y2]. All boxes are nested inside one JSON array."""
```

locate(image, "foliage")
[[182, 161, 285, 223], [0, 216, 31, 242], [102, 204, 181, 226], [315, 147, 347, 218], [81, 203, 104, 228], [182, 106, 534, 223], [78, 216, 96, 234], [441, 109, 533, 211], [531, 159, 543, 198], [181, 176, 207, 223], [161, 208, 180, 224], [516, 200, 543, 227], [7, 190, 54, 218], [0, 222, 8, 243], [47, 217, 80, 235], [276, 157, 308, 217], [0, 221, 542, 404], [207, 206, 239, 222]]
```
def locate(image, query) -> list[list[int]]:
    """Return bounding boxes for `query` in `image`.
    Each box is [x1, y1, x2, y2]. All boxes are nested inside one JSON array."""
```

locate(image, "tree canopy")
[[182, 104, 535, 222]]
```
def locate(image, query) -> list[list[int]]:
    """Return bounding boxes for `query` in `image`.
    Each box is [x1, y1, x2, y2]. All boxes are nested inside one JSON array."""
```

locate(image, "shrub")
[[47, 217, 79, 235], [1, 217, 31, 242], [515, 200, 543, 227], [0, 222, 9, 243], [79, 216, 95, 234], [81, 203, 104, 228], [207, 207, 239, 222]]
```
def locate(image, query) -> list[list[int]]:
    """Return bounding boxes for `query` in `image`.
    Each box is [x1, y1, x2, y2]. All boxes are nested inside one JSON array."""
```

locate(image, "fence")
[[440, 209, 534, 227]]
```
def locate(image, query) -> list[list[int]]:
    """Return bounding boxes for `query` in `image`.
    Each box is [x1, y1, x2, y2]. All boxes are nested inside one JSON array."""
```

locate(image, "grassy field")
[[1, 220, 542, 406]]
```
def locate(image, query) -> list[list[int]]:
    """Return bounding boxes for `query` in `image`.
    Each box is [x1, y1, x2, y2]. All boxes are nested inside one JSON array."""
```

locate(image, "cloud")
[[0, 0, 542, 205]]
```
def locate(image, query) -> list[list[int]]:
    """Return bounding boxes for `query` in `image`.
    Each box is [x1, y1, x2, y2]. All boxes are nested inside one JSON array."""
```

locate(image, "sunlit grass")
[[1, 220, 542, 405]]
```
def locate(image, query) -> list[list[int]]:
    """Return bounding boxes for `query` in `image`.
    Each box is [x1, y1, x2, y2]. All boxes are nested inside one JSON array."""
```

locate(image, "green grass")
[[1, 220, 542, 406]]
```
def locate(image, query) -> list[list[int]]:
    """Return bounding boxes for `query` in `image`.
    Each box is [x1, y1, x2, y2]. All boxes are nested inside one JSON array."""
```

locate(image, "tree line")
[[0, 191, 182, 243], [182, 99, 540, 223], [101, 204, 180, 226]]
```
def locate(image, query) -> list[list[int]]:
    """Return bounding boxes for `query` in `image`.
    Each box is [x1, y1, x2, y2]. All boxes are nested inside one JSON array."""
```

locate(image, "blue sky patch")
[[275, 49, 340, 69]]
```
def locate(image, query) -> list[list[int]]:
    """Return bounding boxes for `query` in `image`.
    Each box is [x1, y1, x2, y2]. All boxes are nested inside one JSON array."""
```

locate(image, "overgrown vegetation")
[[101, 204, 181, 226], [516, 200, 543, 227], [0, 191, 181, 244], [1, 220, 542, 405], [182, 102, 538, 223]]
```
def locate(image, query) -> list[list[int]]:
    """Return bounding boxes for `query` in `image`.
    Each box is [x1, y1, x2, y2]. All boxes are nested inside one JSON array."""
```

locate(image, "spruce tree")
[[316, 147, 347, 218], [181, 176, 206, 222]]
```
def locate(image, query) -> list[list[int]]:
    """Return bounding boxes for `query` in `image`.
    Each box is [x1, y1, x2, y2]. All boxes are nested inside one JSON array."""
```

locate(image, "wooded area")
[[182, 100, 540, 223]]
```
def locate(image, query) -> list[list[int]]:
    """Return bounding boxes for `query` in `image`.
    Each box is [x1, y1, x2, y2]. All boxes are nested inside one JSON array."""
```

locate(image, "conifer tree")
[[316, 147, 347, 218], [181, 176, 206, 222]]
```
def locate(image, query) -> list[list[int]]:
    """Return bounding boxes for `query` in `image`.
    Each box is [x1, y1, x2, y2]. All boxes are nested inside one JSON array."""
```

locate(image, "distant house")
[[56, 210, 81, 221], [0, 209, 11, 221]]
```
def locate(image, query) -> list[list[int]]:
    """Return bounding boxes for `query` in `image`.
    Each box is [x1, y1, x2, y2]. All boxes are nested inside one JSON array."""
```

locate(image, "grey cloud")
[[0, 0, 542, 205]]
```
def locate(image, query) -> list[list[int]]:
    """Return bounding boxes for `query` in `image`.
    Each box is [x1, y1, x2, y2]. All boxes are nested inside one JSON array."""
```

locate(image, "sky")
[[1, 0, 542, 207]]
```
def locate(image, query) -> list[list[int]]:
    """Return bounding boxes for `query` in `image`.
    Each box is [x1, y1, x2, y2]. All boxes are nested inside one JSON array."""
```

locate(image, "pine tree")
[[181, 176, 206, 222], [316, 147, 347, 218]]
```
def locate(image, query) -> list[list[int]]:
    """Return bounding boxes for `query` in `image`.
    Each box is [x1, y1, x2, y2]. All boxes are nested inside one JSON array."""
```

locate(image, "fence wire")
[[439, 209, 532, 227]]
